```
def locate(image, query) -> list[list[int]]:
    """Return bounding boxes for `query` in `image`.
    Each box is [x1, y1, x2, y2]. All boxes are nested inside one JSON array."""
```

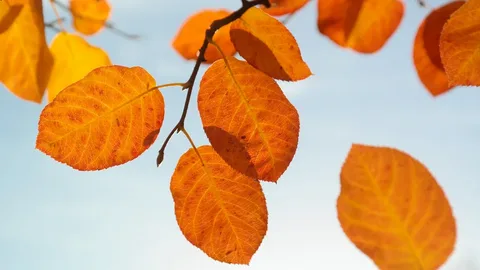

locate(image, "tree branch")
[[156, 0, 271, 166]]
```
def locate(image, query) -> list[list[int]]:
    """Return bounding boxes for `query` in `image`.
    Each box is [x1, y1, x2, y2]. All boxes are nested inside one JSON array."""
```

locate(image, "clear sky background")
[[0, 0, 479, 269]]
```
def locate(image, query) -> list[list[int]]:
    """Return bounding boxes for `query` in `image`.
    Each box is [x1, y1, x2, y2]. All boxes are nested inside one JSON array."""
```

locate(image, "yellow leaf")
[[338, 144, 456, 270], [69, 0, 111, 35], [0, 0, 53, 103], [36, 65, 165, 171], [439, 0, 480, 86], [0, 1, 22, 33], [230, 7, 311, 81], [198, 57, 300, 182], [47, 32, 111, 101], [171, 145, 268, 265]]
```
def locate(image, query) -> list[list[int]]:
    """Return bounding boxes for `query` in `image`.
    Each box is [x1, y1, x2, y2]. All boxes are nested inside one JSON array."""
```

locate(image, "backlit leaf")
[[439, 0, 480, 86], [36, 65, 164, 171], [172, 9, 236, 63], [69, 0, 111, 35], [198, 57, 299, 182], [171, 145, 267, 265], [0, 0, 22, 33], [0, 0, 53, 103], [338, 144, 456, 269], [317, 0, 404, 53], [230, 7, 311, 81], [3, 0, 28, 5], [47, 32, 111, 101], [262, 0, 309, 16], [413, 1, 464, 96]]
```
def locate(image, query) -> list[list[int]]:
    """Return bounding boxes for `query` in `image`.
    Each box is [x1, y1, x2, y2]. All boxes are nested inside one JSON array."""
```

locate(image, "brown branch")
[[156, 0, 271, 166], [417, 0, 427, 7]]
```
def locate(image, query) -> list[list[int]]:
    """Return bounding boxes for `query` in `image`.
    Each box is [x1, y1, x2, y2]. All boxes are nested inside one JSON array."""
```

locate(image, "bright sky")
[[0, 0, 479, 269]]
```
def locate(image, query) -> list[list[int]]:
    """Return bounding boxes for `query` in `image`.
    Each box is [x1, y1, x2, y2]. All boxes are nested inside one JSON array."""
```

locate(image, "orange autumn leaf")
[[198, 57, 299, 182], [47, 32, 111, 101], [338, 144, 456, 270], [413, 1, 464, 96], [317, 0, 404, 53], [36, 65, 165, 171], [262, 0, 309, 16], [69, 0, 111, 35], [0, 0, 53, 103], [172, 9, 236, 63], [440, 0, 480, 86], [171, 145, 267, 265], [230, 7, 311, 81], [4, 0, 28, 5]]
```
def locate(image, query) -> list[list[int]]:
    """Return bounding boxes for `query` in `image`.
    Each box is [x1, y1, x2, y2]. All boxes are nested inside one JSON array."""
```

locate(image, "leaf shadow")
[[143, 129, 160, 147], [204, 126, 258, 179]]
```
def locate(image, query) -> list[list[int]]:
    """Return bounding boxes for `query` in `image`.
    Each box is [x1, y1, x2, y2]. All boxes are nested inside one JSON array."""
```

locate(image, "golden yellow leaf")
[[0, 0, 53, 103], [413, 1, 464, 96], [230, 7, 311, 81], [36, 65, 165, 171], [439, 0, 480, 86], [317, 0, 404, 53], [171, 145, 267, 264], [338, 144, 456, 270], [262, 0, 309, 16], [47, 32, 111, 101], [198, 57, 299, 182], [0, 0, 22, 33], [69, 0, 111, 35], [172, 9, 236, 63]]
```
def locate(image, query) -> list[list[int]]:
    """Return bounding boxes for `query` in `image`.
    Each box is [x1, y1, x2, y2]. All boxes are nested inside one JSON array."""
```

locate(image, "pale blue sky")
[[0, 0, 479, 269]]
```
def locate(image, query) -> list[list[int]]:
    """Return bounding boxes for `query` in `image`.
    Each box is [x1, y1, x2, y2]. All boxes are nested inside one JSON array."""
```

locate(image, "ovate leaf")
[[36, 65, 165, 171], [0, 0, 53, 103], [172, 9, 236, 63], [69, 0, 111, 35], [230, 7, 311, 81], [262, 0, 310, 16], [439, 0, 480, 86], [413, 1, 464, 96], [171, 145, 267, 265], [198, 57, 299, 182], [317, 0, 404, 53], [47, 32, 111, 101], [338, 144, 456, 269]]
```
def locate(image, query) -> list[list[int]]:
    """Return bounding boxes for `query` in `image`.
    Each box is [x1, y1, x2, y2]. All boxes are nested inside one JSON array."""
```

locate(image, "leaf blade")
[[69, 0, 111, 35], [439, 0, 480, 86], [317, 0, 404, 53], [36, 65, 164, 170], [47, 32, 111, 101], [338, 144, 456, 269], [413, 1, 464, 96], [230, 7, 311, 81], [198, 57, 299, 182], [171, 145, 268, 265]]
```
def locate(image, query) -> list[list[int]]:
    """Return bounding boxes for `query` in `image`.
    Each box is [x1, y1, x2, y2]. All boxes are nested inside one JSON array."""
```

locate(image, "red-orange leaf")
[[230, 7, 311, 81], [36, 65, 164, 171], [0, 0, 52, 103], [171, 145, 267, 265], [317, 0, 404, 53], [439, 0, 480, 86], [413, 1, 464, 96], [338, 144, 456, 269], [172, 9, 236, 63], [262, 0, 309, 16], [198, 57, 299, 182], [69, 0, 111, 35]]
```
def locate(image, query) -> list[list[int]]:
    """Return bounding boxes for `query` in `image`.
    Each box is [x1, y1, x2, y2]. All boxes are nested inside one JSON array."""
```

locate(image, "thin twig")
[[156, 0, 271, 166]]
